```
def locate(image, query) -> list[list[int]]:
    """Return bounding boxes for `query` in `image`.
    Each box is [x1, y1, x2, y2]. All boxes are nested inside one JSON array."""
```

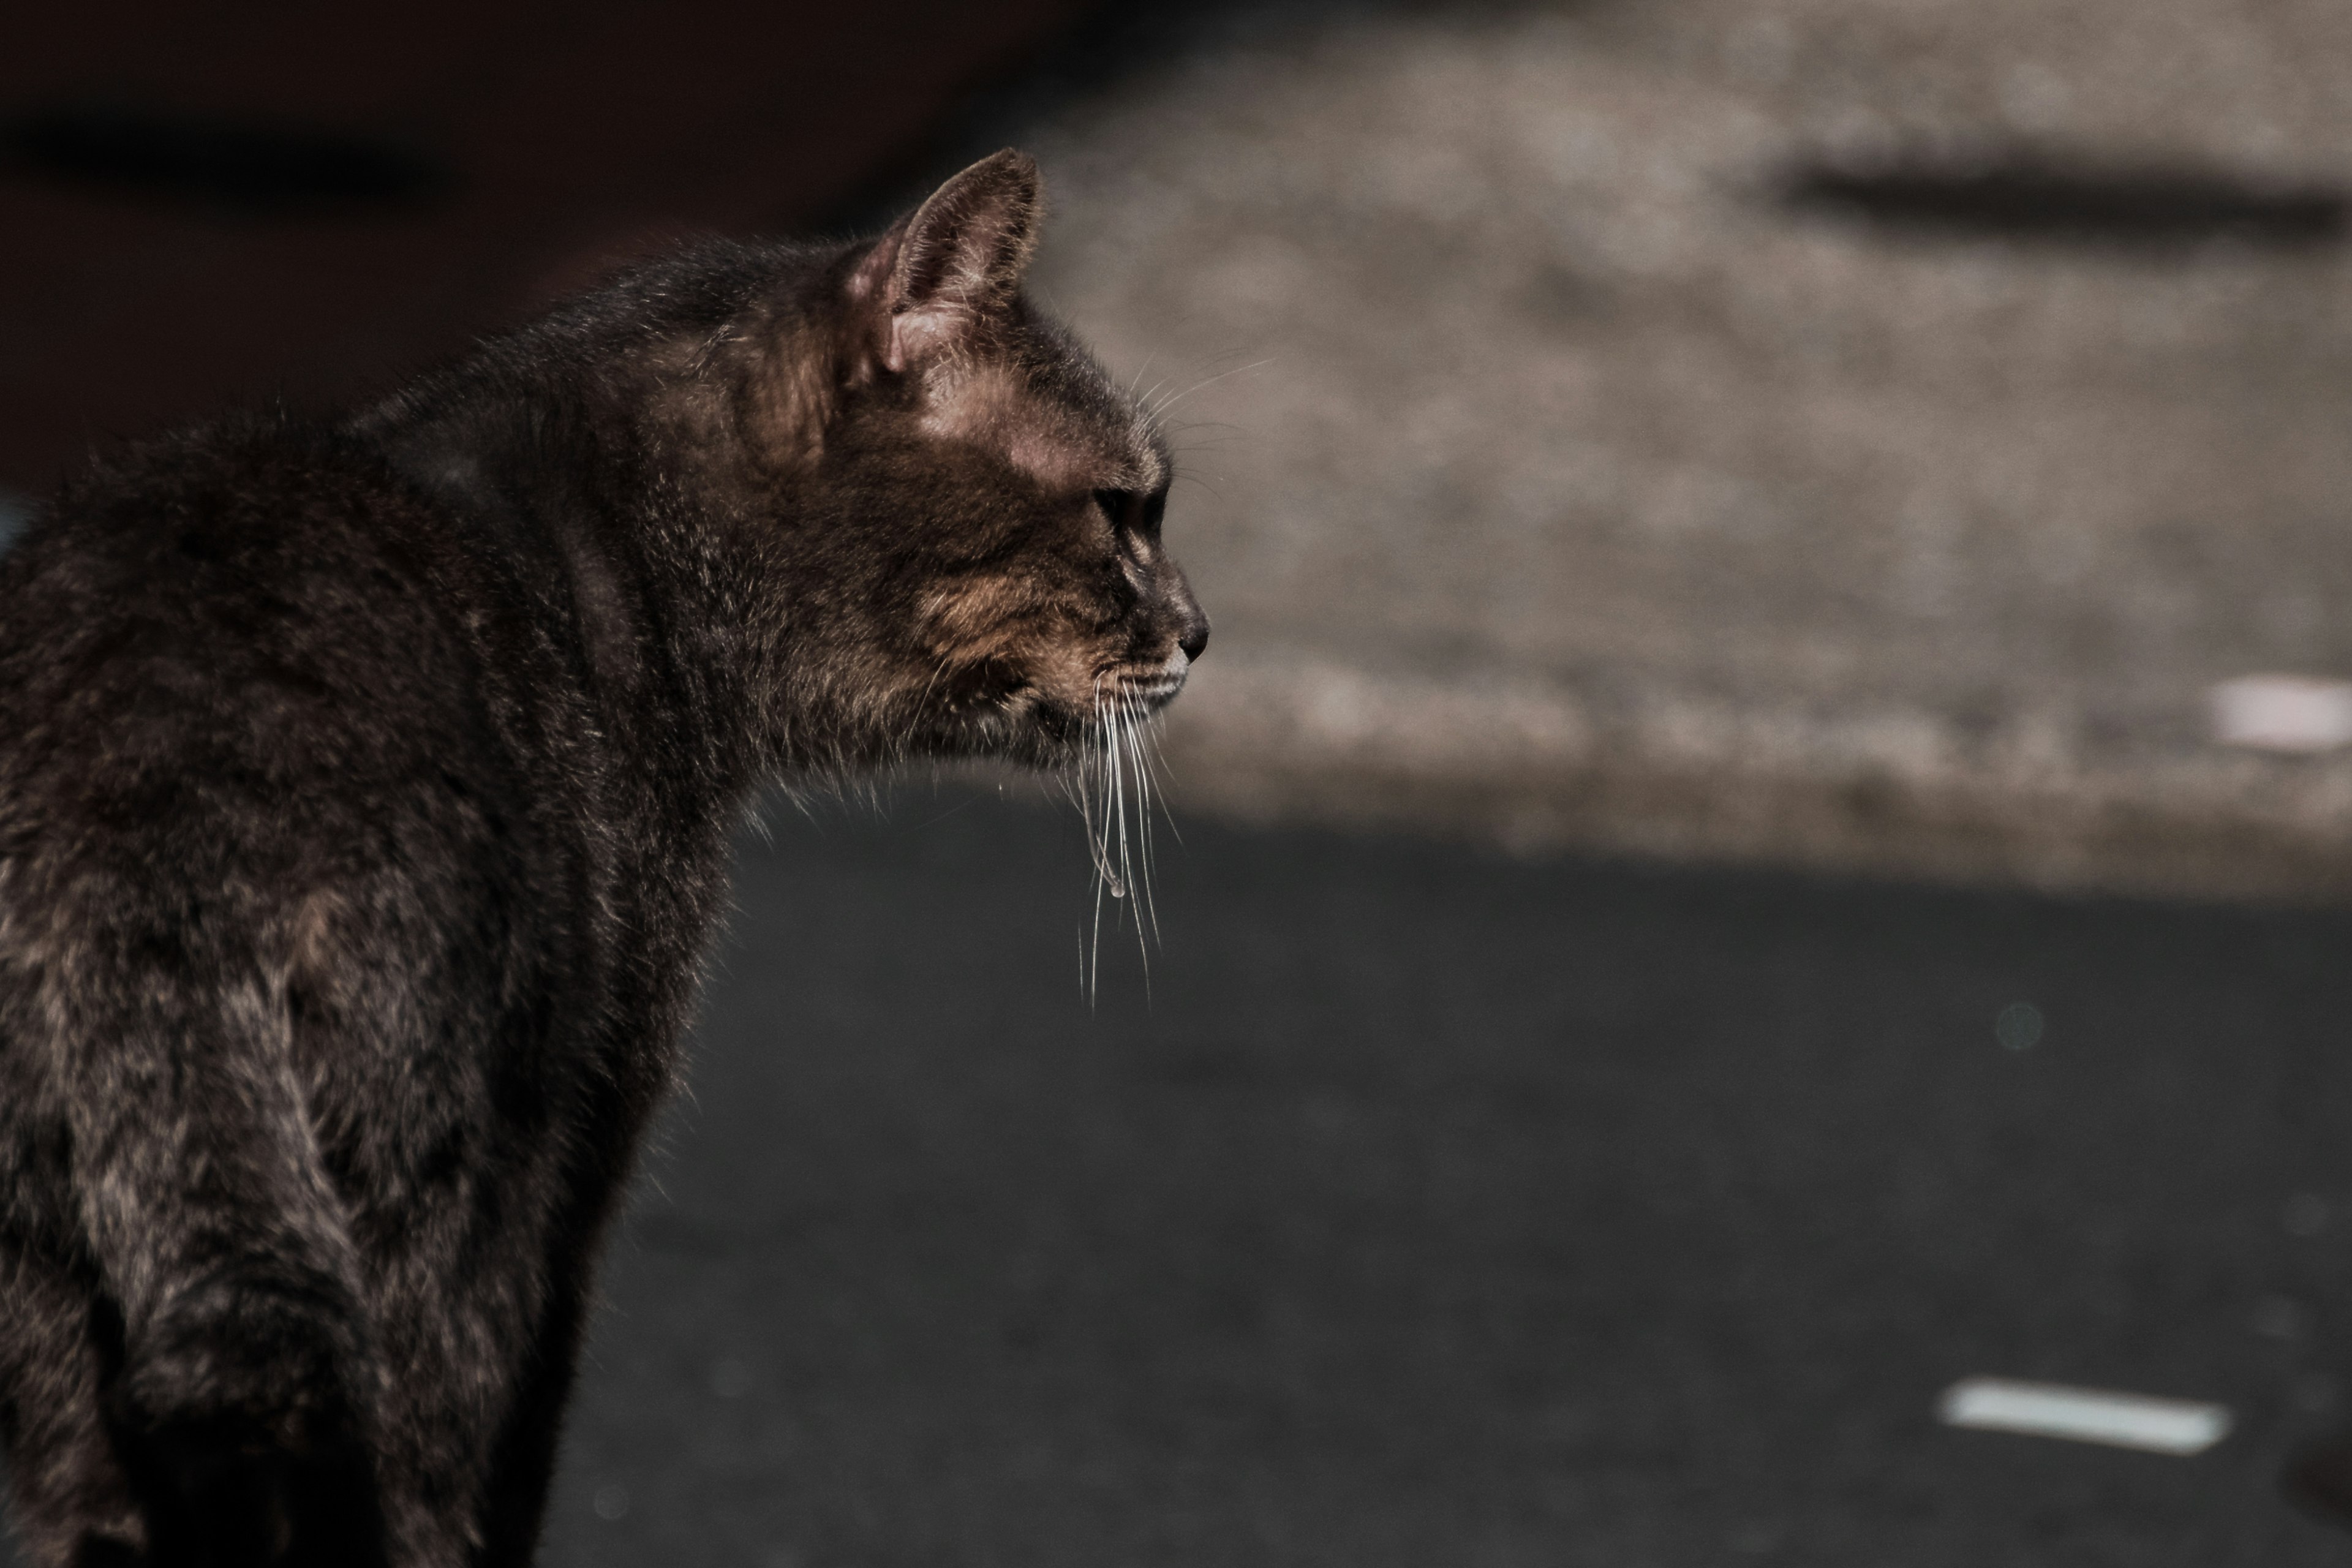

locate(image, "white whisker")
[[1125, 696, 1163, 954], [1146, 358, 1272, 420], [1067, 668, 1187, 1000]]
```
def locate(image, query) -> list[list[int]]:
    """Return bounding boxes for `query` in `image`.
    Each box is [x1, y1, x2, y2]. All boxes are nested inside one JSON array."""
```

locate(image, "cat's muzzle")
[[1105, 650, 1190, 713]]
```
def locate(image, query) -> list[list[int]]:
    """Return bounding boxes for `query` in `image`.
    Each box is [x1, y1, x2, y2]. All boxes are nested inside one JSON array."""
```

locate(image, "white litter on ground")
[[2210, 675, 2352, 753], [1937, 1378, 2231, 1455]]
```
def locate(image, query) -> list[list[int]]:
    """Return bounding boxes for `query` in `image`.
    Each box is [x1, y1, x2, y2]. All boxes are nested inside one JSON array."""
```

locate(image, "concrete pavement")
[[903, 0, 2352, 902]]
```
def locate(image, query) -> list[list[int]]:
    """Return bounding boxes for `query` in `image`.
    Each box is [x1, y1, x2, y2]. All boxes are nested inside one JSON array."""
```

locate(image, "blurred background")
[[11, 0, 2352, 1562]]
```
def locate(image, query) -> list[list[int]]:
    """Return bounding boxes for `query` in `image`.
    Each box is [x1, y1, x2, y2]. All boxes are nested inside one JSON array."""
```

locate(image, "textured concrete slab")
[[925, 0, 2352, 900]]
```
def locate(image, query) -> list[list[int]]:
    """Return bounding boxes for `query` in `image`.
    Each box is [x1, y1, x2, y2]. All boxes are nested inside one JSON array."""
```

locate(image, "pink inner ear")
[[897, 155, 1038, 304], [845, 227, 902, 306], [885, 303, 974, 374], [884, 290, 992, 374], [839, 225, 913, 376], [840, 153, 1042, 377]]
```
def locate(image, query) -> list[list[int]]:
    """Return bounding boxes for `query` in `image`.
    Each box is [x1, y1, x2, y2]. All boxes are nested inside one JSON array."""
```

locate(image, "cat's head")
[[745, 151, 1207, 771]]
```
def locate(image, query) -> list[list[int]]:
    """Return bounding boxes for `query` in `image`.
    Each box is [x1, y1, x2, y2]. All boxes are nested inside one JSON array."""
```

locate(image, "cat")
[[0, 148, 1207, 1567]]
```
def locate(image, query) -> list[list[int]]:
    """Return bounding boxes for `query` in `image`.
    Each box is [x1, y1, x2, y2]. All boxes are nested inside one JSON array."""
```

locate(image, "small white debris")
[[1937, 1377, 2231, 1455], [2210, 675, 2352, 753]]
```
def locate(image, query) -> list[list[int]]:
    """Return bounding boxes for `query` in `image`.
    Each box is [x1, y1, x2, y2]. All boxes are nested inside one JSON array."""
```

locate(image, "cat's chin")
[[1096, 653, 1191, 716], [907, 692, 1084, 767], [1105, 674, 1186, 714], [911, 683, 1177, 770]]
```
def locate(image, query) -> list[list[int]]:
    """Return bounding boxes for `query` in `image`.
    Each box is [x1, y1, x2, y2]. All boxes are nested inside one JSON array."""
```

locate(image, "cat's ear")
[[846, 149, 1042, 374]]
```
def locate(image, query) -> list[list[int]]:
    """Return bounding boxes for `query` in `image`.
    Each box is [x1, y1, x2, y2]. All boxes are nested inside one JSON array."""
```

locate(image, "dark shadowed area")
[[0, 0, 1096, 488], [1779, 154, 2350, 248]]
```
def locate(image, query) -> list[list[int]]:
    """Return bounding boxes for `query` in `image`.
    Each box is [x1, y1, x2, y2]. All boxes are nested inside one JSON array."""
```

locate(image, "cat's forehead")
[[916, 353, 1166, 496]]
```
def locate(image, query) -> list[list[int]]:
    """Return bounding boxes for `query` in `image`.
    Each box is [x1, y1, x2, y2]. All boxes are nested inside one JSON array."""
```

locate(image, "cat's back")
[[0, 413, 566, 903], [6, 413, 451, 711]]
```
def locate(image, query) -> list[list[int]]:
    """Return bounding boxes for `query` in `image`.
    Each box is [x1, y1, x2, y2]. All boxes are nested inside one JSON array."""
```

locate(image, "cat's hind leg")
[[22, 885, 390, 1568], [0, 1242, 144, 1568], [470, 1215, 607, 1567]]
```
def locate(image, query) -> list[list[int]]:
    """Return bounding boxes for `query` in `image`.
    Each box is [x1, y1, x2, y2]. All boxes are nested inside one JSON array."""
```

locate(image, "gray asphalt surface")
[[5, 790, 2352, 1564], [516, 790, 2352, 1566]]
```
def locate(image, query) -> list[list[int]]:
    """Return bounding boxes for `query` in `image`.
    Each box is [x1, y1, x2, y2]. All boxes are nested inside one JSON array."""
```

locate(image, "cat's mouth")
[[926, 651, 1189, 763], [1099, 652, 1190, 715]]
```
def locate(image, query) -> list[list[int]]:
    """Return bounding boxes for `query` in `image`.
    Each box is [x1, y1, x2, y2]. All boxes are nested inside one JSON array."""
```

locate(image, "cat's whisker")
[[1147, 718, 1184, 846], [1093, 695, 1125, 898], [1121, 694, 1163, 954], [1136, 345, 1261, 420], [1083, 750, 1106, 1004], [1145, 359, 1273, 421], [1066, 673, 1180, 997], [1115, 710, 1133, 907], [1117, 699, 1152, 999], [1109, 698, 1133, 907], [1082, 676, 1129, 1003], [1164, 423, 1244, 456]]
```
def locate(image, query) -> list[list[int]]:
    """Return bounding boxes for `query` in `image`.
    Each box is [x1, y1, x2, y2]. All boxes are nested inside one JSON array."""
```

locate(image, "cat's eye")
[[1094, 488, 1168, 537]]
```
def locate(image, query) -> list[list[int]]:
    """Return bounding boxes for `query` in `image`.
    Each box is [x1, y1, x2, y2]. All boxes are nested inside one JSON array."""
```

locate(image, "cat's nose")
[[1178, 616, 1209, 663], [1160, 567, 1208, 662]]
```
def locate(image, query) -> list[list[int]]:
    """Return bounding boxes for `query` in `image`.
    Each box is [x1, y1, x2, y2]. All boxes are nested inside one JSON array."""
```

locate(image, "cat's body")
[[0, 152, 1205, 1567]]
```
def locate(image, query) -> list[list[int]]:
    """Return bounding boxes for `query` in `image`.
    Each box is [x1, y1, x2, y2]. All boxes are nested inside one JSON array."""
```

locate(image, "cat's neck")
[[356, 339, 780, 813]]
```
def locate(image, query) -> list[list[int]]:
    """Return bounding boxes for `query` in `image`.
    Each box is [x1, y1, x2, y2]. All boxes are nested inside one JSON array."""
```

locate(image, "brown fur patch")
[[918, 363, 1158, 496]]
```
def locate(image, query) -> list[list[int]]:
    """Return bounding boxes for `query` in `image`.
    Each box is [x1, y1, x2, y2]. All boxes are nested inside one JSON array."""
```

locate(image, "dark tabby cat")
[[0, 149, 1207, 1567]]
